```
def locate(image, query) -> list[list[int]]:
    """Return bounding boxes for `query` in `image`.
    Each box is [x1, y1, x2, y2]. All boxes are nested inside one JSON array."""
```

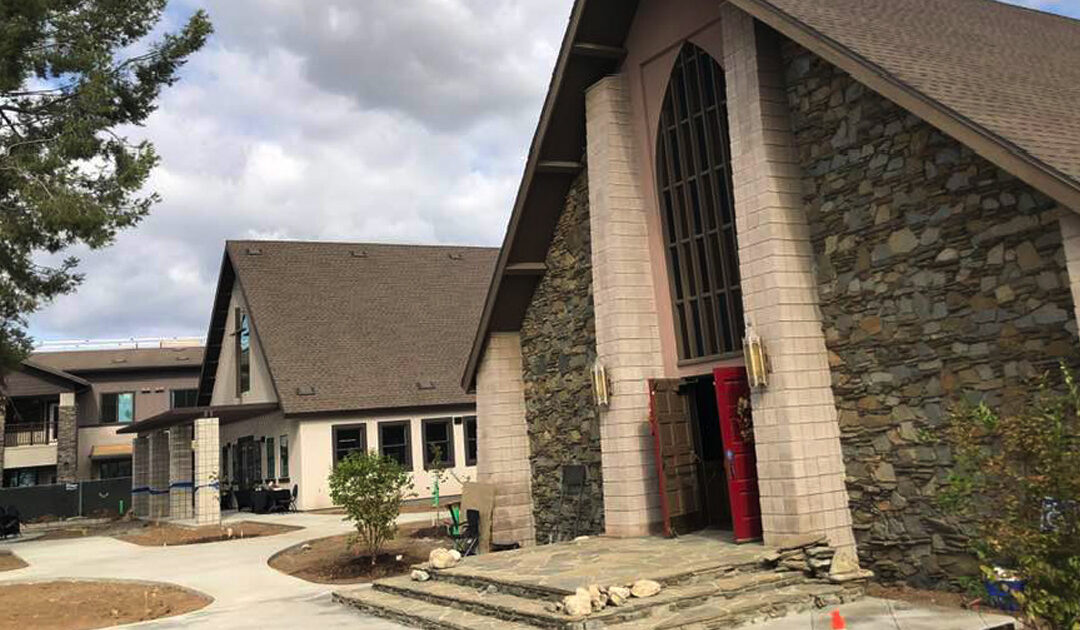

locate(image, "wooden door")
[[649, 379, 704, 537], [713, 367, 762, 542]]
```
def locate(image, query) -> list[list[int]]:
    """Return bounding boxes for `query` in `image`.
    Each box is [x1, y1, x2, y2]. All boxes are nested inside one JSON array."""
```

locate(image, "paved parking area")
[[0, 511, 423, 629]]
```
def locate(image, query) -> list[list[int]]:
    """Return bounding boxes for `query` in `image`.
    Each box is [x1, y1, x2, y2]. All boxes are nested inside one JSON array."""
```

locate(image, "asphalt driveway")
[[0, 511, 422, 629]]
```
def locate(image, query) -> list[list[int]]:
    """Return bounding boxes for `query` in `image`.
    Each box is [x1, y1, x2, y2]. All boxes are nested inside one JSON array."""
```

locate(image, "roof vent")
[[175, 356, 190, 361], [246, 247, 262, 256], [351, 250, 368, 258], [448, 252, 463, 261], [416, 381, 437, 391], [296, 386, 317, 396], [111, 358, 128, 364]]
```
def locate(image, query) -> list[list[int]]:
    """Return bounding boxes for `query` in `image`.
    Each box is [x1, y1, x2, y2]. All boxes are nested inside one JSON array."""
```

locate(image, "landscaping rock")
[[630, 579, 661, 598], [429, 548, 459, 569], [410, 569, 430, 582], [562, 588, 593, 617], [608, 586, 631, 606]]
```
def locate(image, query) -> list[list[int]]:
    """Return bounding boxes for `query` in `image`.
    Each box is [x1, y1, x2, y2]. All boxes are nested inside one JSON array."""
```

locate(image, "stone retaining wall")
[[781, 41, 1080, 586], [519, 170, 604, 543]]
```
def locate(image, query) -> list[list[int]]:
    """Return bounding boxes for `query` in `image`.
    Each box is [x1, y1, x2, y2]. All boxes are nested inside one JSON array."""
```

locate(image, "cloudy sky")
[[25, 0, 1080, 344]]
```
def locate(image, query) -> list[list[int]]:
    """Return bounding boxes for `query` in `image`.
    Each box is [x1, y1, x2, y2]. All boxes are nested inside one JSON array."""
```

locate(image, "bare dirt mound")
[[0, 579, 211, 629], [117, 520, 300, 546]]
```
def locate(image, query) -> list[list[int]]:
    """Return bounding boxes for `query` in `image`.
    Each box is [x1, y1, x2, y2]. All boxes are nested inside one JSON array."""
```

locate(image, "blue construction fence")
[[0, 477, 131, 521]]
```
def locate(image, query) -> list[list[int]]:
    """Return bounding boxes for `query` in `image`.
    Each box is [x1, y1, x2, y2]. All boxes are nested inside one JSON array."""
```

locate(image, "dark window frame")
[[279, 434, 290, 480], [422, 417, 454, 470], [463, 415, 478, 467], [170, 388, 199, 409], [100, 391, 135, 424], [97, 458, 132, 480], [235, 308, 251, 396], [378, 421, 412, 469], [332, 424, 367, 465], [265, 436, 276, 481], [655, 43, 744, 363]]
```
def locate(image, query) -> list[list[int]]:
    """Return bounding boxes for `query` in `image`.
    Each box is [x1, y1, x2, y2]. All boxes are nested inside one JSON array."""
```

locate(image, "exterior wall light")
[[592, 361, 611, 408], [742, 326, 770, 389]]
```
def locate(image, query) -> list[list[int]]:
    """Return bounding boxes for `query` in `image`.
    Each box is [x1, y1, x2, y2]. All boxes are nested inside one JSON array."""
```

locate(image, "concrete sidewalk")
[[753, 597, 1016, 630], [0, 511, 432, 629]]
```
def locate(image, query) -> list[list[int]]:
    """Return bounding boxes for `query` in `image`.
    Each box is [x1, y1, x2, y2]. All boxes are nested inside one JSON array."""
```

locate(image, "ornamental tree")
[[329, 451, 414, 566], [0, 0, 212, 373]]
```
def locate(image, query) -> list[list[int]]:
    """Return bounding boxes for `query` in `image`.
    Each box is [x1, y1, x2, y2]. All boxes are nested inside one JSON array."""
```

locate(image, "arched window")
[[656, 43, 743, 361]]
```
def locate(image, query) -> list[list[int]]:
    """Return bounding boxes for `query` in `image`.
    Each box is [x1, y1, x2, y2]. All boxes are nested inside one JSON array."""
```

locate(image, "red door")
[[713, 367, 762, 542]]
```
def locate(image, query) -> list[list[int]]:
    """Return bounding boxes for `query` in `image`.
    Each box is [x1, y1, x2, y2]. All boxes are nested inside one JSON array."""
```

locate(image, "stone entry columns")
[[56, 392, 78, 482], [194, 417, 220, 525], [148, 430, 170, 519], [169, 424, 194, 520], [132, 436, 150, 517], [585, 75, 668, 537], [720, 6, 860, 574]]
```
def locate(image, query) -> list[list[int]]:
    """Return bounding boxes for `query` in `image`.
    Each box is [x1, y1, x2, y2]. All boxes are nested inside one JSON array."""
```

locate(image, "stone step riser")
[[333, 592, 470, 630], [374, 582, 565, 629]]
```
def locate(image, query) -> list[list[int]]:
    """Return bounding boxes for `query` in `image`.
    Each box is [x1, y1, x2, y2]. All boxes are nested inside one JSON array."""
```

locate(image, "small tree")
[[329, 451, 414, 566], [941, 362, 1080, 629]]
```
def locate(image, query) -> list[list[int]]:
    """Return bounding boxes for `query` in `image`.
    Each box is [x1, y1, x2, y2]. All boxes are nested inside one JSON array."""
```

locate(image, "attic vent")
[[246, 247, 262, 256], [175, 356, 190, 361], [296, 386, 317, 396], [350, 250, 368, 258], [416, 381, 437, 391], [448, 252, 463, 261], [111, 358, 128, 364]]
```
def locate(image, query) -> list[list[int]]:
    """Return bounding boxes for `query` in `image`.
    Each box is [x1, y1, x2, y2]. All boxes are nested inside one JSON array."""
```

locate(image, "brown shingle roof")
[[226, 241, 497, 415], [734, 0, 1080, 201], [30, 347, 204, 373]]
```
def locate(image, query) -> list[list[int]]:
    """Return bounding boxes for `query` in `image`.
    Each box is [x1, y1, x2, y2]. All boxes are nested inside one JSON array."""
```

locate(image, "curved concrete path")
[[0, 511, 430, 628]]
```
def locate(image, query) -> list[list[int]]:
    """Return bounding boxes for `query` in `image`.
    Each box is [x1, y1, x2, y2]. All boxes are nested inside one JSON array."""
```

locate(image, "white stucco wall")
[[210, 278, 278, 407], [295, 407, 477, 511]]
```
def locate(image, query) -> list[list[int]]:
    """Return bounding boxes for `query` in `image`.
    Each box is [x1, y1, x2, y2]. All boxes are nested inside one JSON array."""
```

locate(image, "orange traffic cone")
[[831, 610, 847, 629]]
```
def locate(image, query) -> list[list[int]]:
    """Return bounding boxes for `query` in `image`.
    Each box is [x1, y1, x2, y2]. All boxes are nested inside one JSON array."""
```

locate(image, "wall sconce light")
[[743, 326, 770, 389], [592, 361, 611, 408]]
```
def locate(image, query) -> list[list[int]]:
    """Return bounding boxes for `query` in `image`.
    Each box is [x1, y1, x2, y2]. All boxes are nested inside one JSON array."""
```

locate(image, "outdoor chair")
[[289, 485, 298, 512], [447, 504, 480, 557], [0, 506, 21, 539]]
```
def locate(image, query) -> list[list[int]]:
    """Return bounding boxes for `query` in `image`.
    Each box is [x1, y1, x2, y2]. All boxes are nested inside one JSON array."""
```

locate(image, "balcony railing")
[[4, 422, 56, 448]]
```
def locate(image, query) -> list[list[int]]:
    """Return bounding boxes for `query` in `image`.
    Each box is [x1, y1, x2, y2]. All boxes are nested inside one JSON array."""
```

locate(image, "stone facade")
[[56, 394, 78, 483], [519, 170, 604, 543], [782, 41, 1080, 585]]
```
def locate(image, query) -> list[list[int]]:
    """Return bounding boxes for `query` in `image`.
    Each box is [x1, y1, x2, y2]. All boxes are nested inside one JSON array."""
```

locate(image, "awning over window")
[[90, 444, 133, 460]]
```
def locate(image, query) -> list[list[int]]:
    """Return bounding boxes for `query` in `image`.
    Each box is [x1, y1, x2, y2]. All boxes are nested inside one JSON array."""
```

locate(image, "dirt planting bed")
[[0, 551, 27, 572], [117, 520, 300, 546], [866, 582, 1017, 616], [269, 521, 452, 584], [0, 579, 211, 629]]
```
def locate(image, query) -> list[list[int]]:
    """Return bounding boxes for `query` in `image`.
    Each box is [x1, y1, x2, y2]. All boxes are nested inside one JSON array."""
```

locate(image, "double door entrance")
[[648, 367, 762, 542]]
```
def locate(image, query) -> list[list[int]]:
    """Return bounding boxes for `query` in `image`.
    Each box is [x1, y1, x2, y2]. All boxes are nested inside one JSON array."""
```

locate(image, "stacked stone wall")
[[781, 41, 1080, 585], [519, 170, 604, 543]]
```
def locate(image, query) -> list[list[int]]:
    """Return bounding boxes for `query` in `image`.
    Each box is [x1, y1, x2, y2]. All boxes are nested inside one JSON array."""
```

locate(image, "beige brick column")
[[1060, 213, 1080, 327], [169, 424, 194, 520], [476, 332, 535, 546], [132, 435, 150, 517], [148, 430, 170, 520], [194, 417, 221, 525], [585, 75, 667, 538], [721, 6, 860, 574], [56, 392, 78, 482]]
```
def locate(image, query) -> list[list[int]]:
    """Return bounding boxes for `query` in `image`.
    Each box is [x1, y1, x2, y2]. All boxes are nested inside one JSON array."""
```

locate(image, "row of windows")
[[333, 416, 478, 470], [97, 388, 199, 424]]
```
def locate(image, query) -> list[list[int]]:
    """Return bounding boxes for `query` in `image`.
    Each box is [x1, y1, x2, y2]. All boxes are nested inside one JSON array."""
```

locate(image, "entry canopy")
[[89, 444, 133, 459], [116, 402, 280, 435]]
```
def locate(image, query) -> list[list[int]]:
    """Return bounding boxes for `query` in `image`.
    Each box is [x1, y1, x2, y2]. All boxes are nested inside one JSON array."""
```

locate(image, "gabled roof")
[[1, 360, 91, 396], [461, 0, 1080, 390], [198, 240, 498, 416], [30, 347, 204, 373]]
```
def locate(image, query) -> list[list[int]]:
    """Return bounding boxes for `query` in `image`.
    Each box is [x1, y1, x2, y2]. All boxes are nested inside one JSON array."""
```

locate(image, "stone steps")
[[333, 587, 537, 630]]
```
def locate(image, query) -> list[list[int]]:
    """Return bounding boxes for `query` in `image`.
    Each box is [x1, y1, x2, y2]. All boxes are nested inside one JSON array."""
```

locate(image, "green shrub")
[[941, 362, 1080, 629], [328, 451, 414, 565]]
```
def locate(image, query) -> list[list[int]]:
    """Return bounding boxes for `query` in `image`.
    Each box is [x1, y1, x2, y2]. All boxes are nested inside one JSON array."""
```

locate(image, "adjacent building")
[[1, 344, 203, 487], [120, 241, 496, 521], [463, 0, 1080, 586]]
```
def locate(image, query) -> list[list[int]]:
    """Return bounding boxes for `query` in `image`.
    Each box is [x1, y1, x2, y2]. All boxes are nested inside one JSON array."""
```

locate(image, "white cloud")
[[28, 1, 571, 341]]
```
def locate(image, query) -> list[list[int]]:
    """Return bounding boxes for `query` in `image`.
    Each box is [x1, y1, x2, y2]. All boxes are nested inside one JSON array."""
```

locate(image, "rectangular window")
[[98, 459, 132, 479], [464, 415, 478, 466], [422, 418, 454, 469], [222, 445, 229, 482], [279, 435, 289, 479], [333, 425, 366, 464], [379, 422, 411, 468], [236, 308, 251, 395], [266, 436, 276, 480], [101, 392, 135, 424], [170, 389, 199, 409]]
